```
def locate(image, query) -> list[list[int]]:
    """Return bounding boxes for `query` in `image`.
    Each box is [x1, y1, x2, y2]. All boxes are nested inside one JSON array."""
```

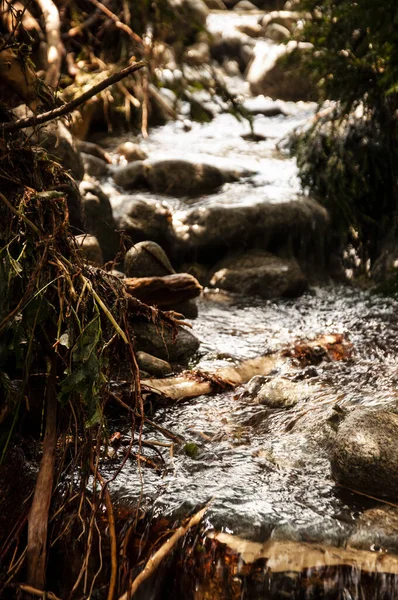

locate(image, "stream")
[[91, 9, 398, 599]]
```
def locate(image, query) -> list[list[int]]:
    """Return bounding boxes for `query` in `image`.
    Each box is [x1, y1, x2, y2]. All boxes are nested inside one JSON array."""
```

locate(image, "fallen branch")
[[117, 504, 209, 600], [141, 333, 352, 402], [142, 354, 279, 401], [0, 61, 146, 133]]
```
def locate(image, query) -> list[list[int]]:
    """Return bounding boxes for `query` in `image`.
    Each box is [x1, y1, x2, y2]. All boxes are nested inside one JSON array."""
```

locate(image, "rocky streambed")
[[52, 5, 398, 598]]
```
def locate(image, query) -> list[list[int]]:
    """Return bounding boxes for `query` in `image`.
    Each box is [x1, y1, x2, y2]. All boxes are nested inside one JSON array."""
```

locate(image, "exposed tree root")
[[117, 504, 209, 600], [27, 358, 58, 589]]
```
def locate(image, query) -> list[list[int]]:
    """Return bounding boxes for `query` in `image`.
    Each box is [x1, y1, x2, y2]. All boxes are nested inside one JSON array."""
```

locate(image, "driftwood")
[[207, 532, 398, 574], [141, 334, 352, 402], [124, 273, 202, 308], [142, 354, 279, 401]]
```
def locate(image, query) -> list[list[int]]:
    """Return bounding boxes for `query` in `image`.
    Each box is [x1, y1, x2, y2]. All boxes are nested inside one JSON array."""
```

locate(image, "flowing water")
[[97, 12, 398, 599]]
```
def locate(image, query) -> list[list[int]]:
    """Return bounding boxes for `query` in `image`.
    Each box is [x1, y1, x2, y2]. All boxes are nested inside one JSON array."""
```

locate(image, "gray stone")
[[112, 161, 148, 189], [331, 410, 398, 499], [80, 181, 119, 262], [75, 234, 103, 266], [173, 300, 199, 319], [209, 251, 307, 298], [256, 377, 308, 408], [171, 197, 329, 264], [116, 142, 148, 163], [124, 241, 175, 278], [136, 351, 173, 377], [132, 321, 200, 362], [247, 41, 315, 100], [82, 153, 109, 178], [145, 159, 241, 197], [114, 197, 173, 246], [348, 506, 398, 554]]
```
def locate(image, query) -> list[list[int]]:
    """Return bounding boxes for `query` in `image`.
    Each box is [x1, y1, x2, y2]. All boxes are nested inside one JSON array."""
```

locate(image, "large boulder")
[[112, 161, 148, 189], [209, 250, 307, 298], [113, 196, 173, 248], [132, 321, 200, 362], [113, 159, 244, 197], [79, 181, 119, 262], [246, 41, 315, 100], [331, 410, 398, 499], [171, 196, 329, 264], [146, 159, 242, 196]]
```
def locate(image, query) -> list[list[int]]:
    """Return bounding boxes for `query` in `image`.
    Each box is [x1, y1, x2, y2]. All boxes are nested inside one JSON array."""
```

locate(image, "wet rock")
[[256, 377, 308, 408], [331, 410, 398, 499], [124, 240, 175, 278], [113, 159, 243, 197], [209, 251, 307, 298], [114, 196, 173, 247], [116, 142, 148, 163], [243, 96, 286, 117], [81, 152, 109, 178], [79, 181, 119, 262], [132, 321, 200, 362], [348, 506, 398, 554], [136, 351, 173, 377], [145, 159, 241, 197], [112, 160, 148, 189], [247, 41, 315, 100], [173, 300, 199, 319], [172, 197, 329, 264], [75, 234, 103, 266]]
